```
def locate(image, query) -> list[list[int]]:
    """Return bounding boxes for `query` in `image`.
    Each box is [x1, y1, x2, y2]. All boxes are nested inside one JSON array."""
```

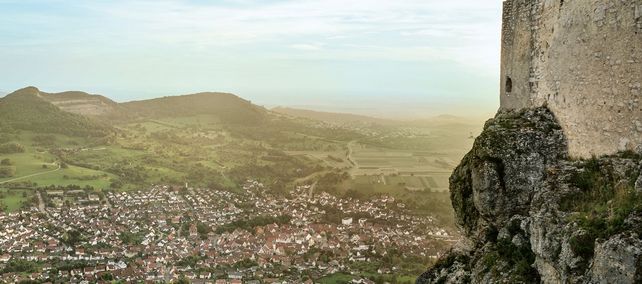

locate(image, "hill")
[[0, 87, 112, 137], [121, 92, 267, 124]]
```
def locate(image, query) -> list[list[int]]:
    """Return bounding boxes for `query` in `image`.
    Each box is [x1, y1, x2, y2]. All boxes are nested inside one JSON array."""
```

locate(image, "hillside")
[[122, 92, 267, 124], [0, 87, 112, 137], [39, 90, 122, 117]]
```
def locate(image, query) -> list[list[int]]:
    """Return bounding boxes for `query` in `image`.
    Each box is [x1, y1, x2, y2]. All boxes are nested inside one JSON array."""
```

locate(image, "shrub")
[[481, 239, 538, 281], [0, 158, 12, 165], [0, 166, 15, 178], [32, 134, 56, 146], [569, 233, 595, 259], [0, 142, 25, 154], [2, 259, 38, 273]]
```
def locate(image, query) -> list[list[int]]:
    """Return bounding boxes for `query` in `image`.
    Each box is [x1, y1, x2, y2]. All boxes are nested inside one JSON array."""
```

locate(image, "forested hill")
[[0, 87, 113, 137], [121, 92, 268, 125]]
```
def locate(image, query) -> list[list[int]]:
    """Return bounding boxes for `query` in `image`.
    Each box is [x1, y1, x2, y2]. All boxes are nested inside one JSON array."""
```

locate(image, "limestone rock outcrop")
[[417, 107, 642, 284]]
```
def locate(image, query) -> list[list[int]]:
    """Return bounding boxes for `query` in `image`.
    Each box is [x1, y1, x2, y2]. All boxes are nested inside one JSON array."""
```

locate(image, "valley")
[[0, 86, 481, 283]]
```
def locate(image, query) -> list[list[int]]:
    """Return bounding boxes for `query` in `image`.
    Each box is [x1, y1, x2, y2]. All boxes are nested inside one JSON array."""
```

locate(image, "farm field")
[[290, 139, 457, 193], [350, 143, 456, 175], [286, 150, 352, 169], [341, 174, 448, 196]]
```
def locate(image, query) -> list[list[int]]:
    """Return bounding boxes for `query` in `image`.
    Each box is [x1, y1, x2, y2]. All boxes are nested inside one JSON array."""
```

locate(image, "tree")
[[64, 229, 83, 247], [99, 273, 114, 281], [174, 275, 191, 284], [0, 142, 25, 154], [110, 179, 123, 189], [0, 166, 15, 178], [197, 222, 211, 240]]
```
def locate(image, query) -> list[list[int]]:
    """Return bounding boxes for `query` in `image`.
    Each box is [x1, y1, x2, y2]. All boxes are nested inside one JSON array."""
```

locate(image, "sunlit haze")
[[0, 0, 502, 118]]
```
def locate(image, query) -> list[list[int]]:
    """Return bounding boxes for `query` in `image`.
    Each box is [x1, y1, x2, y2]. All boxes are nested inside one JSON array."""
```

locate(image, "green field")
[[0, 152, 57, 180], [0, 189, 32, 212], [0, 132, 119, 189], [0, 133, 61, 183], [316, 273, 355, 284], [27, 165, 115, 188]]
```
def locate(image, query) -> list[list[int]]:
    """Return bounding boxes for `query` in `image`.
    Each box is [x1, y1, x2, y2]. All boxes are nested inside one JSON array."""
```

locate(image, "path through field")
[[346, 140, 358, 177], [0, 163, 61, 185]]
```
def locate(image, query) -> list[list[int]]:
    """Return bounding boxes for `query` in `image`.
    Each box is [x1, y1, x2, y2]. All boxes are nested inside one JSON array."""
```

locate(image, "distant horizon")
[[0, 0, 502, 118], [0, 85, 496, 120]]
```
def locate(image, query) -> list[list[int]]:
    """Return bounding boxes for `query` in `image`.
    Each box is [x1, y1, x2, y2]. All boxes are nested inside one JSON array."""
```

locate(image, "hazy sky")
[[0, 0, 503, 118]]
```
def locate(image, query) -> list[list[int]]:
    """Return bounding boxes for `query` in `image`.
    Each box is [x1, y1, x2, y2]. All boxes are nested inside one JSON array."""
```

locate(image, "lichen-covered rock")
[[417, 107, 642, 284], [589, 231, 642, 284]]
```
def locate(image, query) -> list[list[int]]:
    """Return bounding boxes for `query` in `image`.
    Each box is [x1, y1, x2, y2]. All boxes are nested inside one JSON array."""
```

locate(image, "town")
[[0, 180, 457, 283]]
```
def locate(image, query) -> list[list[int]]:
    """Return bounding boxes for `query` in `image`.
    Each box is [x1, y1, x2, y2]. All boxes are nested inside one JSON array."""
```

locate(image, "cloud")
[[289, 44, 323, 51], [0, 0, 503, 113]]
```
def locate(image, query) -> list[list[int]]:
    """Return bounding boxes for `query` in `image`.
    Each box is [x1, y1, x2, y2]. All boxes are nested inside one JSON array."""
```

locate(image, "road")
[[346, 140, 359, 177], [292, 170, 330, 185], [308, 181, 317, 199], [36, 191, 45, 212], [0, 163, 61, 185]]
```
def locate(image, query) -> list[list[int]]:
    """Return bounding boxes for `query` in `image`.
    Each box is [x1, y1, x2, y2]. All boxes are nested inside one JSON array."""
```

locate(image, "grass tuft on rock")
[[561, 155, 642, 260]]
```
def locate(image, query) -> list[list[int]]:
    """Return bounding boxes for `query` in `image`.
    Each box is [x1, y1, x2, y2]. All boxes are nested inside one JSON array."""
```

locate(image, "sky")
[[0, 0, 503, 118]]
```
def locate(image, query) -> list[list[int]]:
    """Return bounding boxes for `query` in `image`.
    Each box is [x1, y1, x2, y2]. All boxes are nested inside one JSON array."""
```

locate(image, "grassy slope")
[[0, 132, 117, 188]]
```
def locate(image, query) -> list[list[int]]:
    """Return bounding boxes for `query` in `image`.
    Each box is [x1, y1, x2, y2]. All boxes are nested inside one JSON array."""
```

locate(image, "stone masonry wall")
[[500, 0, 642, 157]]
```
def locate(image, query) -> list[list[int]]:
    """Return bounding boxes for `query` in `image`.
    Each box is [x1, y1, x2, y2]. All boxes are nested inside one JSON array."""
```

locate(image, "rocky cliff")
[[417, 107, 642, 284]]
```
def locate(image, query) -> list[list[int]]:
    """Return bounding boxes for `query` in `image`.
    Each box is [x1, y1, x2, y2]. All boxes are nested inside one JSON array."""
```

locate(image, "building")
[[341, 217, 353, 226], [500, 0, 642, 157]]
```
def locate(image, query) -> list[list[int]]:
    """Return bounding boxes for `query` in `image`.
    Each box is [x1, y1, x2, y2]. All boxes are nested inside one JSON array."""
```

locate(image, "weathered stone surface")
[[449, 107, 566, 242], [635, 168, 642, 192], [589, 232, 642, 284], [500, 0, 642, 158], [416, 108, 642, 284]]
